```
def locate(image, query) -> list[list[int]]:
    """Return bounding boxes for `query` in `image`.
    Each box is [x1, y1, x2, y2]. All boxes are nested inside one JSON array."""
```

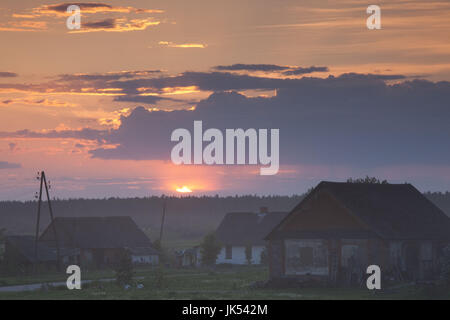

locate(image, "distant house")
[[266, 181, 450, 285], [4, 235, 78, 273], [39, 216, 159, 268], [175, 246, 201, 267], [129, 247, 160, 265], [215, 208, 288, 265]]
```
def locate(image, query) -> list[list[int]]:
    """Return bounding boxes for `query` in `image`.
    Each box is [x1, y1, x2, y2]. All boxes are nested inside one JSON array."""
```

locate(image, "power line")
[[34, 171, 61, 273]]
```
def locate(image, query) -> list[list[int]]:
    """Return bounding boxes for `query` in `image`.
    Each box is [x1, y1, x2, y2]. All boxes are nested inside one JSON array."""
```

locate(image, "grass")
[[0, 269, 116, 287], [1, 265, 450, 300]]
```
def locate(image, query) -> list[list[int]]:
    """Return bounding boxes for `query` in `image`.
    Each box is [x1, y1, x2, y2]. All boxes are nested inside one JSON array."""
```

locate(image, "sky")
[[0, 0, 449, 200]]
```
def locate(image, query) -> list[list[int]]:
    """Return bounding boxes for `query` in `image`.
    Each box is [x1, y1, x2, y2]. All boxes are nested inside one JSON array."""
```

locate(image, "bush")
[[115, 251, 134, 286], [152, 239, 175, 267], [200, 233, 221, 266], [260, 248, 268, 265], [154, 266, 167, 289], [245, 245, 252, 265]]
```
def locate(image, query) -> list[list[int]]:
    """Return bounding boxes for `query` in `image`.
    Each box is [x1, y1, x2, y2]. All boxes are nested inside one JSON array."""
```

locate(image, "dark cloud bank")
[[0, 161, 21, 169], [3, 72, 450, 169], [212, 64, 329, 76], [95, 73, 450, 168], [0, 72, 18, 78], [42, 3, 114, 13]]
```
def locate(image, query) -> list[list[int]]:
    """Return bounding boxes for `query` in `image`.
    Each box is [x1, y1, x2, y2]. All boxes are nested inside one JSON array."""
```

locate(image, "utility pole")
[[34, 172, 44, 273], [34, 171, 61, 272], [159, 198, 166, 243]]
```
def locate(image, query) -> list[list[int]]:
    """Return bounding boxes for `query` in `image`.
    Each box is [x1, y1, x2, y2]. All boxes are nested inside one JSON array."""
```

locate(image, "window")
[[420, 242, 432, 261], [340, 240, 368, 268], [225, 245, 232, 259], [314, 246, 328, 267], [298, 247, 313, 267], [341, 245, 359, 267], [285, 240, 329, 275]]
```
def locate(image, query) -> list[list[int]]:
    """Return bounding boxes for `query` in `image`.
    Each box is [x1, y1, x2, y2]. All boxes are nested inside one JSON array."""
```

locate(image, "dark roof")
[[6, 236, 78, 263], [216, 212, 288, 245], [39, 216, 152, 249], [267, 181, 450, 240]]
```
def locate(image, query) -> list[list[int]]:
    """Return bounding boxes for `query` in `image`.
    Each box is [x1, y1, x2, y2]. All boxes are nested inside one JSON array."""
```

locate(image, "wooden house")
[[265, 182, 450, 285], [4, 235, 78, 273], [39, 216, 159, 268]]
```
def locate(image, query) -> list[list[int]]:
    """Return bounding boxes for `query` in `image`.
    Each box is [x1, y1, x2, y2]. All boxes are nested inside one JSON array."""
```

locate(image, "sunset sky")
[[0, 0, 450, 200]]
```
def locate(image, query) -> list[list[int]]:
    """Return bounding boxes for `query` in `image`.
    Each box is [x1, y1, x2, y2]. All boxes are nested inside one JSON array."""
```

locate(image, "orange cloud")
[[158, 41, 207, 48], [33, 3, 164, 16], [0, 20, 47, 32], [1, 97, 76, 107], [98, 108, 131, 129], [71, 18, 160, 33], [12, 14, 37, 19], [138, 86, 201, 96], [3, 3, 164, 33]]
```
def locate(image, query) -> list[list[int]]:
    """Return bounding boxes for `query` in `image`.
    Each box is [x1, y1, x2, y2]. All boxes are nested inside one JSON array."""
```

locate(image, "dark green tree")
[[245, 245, 252, 265], [115, 250, 134, 286], [260, 247, 268, 266], [200, 232, 222, 266], [152, 239, 168, 265], [154, 266, 167, 289], [347, 176, 388, 184]]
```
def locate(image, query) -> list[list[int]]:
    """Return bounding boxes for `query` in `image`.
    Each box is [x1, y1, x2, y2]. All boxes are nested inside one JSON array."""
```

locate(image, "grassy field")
[[1, 265, 450, 300], [0, 269, 116, 287]]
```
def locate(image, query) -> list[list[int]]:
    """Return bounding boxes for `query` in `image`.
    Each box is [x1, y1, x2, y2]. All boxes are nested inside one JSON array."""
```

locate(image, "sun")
[[176, 186, 193, 193]]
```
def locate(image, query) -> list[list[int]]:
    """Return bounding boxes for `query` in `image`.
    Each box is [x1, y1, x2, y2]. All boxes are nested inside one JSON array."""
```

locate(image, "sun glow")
[[176, 186, 193, 193]]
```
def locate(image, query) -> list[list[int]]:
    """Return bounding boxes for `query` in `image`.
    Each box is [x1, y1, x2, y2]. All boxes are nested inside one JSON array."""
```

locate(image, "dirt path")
[[0, 277, 144, 292]]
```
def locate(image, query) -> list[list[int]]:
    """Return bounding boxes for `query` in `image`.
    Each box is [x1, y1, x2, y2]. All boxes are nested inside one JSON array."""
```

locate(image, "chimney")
[[257, 207, 268, 222]]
